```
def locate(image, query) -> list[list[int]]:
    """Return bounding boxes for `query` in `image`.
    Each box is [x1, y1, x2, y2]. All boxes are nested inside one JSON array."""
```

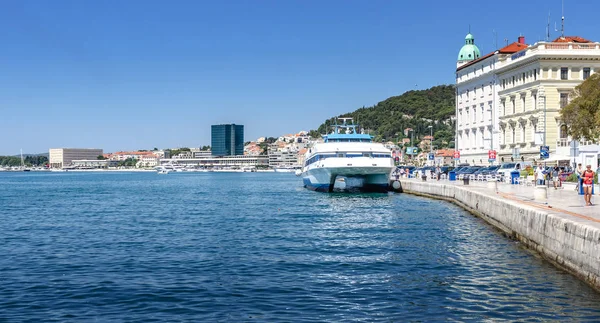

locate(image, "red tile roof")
[[552, 36, 591, 43], [456, 52, 495, 71], [498, 42, 528, 54], [456, 40, 529, 72]]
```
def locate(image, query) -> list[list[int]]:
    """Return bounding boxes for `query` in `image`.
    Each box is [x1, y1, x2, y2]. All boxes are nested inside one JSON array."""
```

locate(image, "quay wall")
[[399, 179, 600, 291]]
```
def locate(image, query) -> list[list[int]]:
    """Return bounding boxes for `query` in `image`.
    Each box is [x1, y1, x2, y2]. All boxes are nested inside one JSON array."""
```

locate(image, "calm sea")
[[1, 171, 599, 322]]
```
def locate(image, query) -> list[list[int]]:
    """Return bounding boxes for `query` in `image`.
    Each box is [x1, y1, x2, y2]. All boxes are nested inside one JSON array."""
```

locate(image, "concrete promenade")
[[399, 177, 600, 292]]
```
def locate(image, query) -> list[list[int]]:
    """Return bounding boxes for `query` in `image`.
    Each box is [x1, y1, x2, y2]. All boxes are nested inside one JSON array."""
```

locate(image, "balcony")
[[557, 138, 595, 147]]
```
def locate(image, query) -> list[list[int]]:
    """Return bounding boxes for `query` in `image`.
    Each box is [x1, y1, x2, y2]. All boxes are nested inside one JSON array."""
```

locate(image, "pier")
[[398, 177, 600, 292]]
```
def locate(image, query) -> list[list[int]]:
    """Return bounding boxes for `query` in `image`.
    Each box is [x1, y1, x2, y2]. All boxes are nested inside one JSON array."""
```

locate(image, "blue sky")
[[1, 0, 600, 155]]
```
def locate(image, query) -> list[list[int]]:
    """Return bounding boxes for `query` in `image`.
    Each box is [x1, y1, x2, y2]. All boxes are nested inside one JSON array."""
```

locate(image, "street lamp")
[[428, 125, 433, 165]]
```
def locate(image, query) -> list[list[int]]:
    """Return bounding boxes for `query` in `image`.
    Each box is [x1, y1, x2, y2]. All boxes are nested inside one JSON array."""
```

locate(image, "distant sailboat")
[[21, 149, 30, 172]]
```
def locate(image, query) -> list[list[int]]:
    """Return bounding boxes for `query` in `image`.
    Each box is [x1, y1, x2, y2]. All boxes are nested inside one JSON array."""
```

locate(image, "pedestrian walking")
[[575, 163, 583, 192], [552, 166, 560, 190], [435, 165, 441, 181], [534, 164, 545, 186], [582, 165, 595, 206]]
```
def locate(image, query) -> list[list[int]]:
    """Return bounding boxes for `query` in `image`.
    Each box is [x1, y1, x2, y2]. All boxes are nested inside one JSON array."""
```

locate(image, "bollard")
[[534, 185, 548, 202]]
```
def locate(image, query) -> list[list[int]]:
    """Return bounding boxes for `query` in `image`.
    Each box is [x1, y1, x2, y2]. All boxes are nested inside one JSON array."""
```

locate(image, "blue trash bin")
[[510, 170, 520, 185], [448, 171, 456, 181]]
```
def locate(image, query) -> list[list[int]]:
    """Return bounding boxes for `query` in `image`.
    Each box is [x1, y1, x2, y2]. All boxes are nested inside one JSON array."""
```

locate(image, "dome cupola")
[[457, 33, 481, 62]]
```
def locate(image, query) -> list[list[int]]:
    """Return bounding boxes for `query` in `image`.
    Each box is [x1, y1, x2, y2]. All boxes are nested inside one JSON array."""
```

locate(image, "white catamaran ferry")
[[300, 118, 394, 192]]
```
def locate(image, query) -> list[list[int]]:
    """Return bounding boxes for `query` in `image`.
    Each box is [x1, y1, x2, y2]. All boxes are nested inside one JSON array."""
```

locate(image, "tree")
[[97, 155, 106, 160], [560, 73, 600, 141]]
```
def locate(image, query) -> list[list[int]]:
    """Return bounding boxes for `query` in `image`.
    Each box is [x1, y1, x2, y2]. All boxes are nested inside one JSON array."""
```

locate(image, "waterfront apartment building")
[[211, 124, 244, 156], [49, 148, 103, 168], [456, 33, 600, 165]]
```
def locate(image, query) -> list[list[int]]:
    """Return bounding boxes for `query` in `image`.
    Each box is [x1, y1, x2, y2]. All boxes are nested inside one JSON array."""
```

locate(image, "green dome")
[[458, 33, 481, 62]]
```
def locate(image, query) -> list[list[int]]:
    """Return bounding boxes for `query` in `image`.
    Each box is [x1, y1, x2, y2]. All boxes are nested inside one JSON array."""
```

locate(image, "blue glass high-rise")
[[211, 124, 244, 156]]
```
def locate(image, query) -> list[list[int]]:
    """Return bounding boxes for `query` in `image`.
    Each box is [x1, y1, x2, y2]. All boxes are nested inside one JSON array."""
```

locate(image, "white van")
[[497, 162, 518, 180]]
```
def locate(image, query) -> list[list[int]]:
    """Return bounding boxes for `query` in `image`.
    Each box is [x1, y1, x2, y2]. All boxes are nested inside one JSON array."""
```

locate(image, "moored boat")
[[300, 118, 394, 192]]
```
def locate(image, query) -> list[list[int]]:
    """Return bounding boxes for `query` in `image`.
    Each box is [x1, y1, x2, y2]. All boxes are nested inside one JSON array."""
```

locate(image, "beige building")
[[495, 36, 600, 162], [49, 148, 103, 168]]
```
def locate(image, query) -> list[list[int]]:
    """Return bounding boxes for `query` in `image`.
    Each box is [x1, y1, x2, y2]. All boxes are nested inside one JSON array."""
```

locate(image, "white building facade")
[[495, 36, 600, 162], [455, 34, 526, 165], [49, 148, 103, 168]]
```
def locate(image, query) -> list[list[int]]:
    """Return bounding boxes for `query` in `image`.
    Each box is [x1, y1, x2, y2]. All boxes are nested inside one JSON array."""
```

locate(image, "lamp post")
[[539, 87, 548, 187], [428, 125, 433, 165]]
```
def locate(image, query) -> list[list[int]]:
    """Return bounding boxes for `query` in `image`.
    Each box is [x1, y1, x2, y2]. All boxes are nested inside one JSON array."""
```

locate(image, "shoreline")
[[399, 178, 600, 293]]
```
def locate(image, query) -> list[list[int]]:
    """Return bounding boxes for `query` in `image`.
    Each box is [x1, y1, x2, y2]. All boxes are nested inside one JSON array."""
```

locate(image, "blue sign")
[[540, 145, 550, 159], [428, 153, 434, 160]]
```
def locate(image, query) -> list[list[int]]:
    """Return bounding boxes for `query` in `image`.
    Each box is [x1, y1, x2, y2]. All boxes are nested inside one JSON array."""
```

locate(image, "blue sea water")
[[1, 171, 599, 322]]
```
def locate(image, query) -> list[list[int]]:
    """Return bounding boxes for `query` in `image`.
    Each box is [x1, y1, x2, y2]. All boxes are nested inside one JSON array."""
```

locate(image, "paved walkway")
[[402, 177, 600, 229]]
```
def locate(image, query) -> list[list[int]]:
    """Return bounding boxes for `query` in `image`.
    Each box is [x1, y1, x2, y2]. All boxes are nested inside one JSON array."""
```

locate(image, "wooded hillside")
[[311, 85, 456, 148]]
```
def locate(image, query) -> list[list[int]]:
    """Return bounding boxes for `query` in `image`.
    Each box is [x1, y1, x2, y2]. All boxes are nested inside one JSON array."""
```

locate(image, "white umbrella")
[[541, 154, 572, 163]]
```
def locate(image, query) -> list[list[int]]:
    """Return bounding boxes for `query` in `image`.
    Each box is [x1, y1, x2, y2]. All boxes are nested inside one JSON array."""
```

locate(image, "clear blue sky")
[[1, 0, 599, 155]]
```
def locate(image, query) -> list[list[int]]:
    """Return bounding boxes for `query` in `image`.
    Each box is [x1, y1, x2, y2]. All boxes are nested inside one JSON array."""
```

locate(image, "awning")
[[541, 154, 573, 162]]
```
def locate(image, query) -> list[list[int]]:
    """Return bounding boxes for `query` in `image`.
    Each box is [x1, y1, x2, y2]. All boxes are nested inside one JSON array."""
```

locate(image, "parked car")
[[496, 162, 518, 180]]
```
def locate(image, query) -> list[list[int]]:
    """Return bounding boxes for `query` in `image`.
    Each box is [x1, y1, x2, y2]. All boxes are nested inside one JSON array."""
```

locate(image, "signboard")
[[453, 151, 460, 160], [534, 133, 544, 145], [406, 147, 418, 155], [488, 150, 497, 161], [428, 153, 435, 161], [540, 145, 550, 159]]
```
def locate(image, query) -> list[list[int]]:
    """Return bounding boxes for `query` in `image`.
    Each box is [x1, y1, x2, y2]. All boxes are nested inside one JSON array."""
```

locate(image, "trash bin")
[[448, 171, 456, 181], [510, 170, 520, 185], [463, 176, 470, 185], [421, 174, 427, 181]]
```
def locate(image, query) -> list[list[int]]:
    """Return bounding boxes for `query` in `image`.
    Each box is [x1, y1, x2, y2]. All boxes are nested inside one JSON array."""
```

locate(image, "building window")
[[534, 69, 537, 81], [561, 67, 568, 80], [512, 99, 515, 114], [512, 127, 516, 144], [533, 94, 537, 111], [502, 129, 506, 145], [560, 124, 568, 139], [480, 104, 484, 122], [583, 68, 591, 80], [521, 124, 525, 142], [472, 105, 476, 122], [560, 93, 569, 108], [522, 96, 525, 112]]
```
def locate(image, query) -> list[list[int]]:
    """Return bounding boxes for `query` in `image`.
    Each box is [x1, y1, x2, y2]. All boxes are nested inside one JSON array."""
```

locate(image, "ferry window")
[[337, 153, 345, 158], [362, 153, 371, 157]]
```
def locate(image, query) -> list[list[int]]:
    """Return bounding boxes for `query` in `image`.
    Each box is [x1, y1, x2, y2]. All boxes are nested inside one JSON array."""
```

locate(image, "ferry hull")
[[302, 166, 392, 193]]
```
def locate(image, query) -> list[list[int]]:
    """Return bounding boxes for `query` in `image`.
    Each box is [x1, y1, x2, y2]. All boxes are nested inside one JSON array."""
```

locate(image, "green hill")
[[311, 85, 456, 148]]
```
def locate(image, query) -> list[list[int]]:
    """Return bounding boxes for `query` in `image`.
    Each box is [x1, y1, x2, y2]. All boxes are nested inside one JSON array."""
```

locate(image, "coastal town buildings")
[[456, 32, 600, 165], [49, 148, 103, 168]]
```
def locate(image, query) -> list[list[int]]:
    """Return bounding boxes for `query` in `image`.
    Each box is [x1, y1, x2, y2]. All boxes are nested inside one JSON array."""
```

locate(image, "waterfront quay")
[[399, 177, 600, 292]]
